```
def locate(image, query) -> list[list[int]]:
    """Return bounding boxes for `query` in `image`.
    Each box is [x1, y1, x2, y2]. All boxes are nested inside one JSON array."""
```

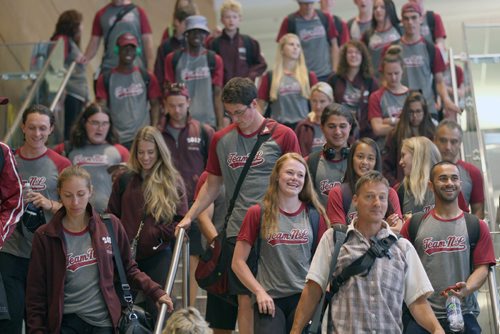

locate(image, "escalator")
[[0, 38, 76, 147], [454, 23, 500, 334]]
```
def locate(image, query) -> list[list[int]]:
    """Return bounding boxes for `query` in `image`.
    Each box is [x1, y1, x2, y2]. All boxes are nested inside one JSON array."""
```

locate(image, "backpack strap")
[[306, 151, 322, 187], [340, 183, 352, 216], [397, 183, 405, 213], [425, 10, 436, 43], [172, 49, 183, 75], [241, 35, 255, 65], [211, 36, 221, 55], [103, 4, 137, 54], [408, 211, 427, 244], [118, 171, 133, 199], [333, 15, 343, 44], [308, 224, 347, 333], [264, 71, 273, 118], [0, 144, 4, 174], [423, 39, 436, 72], [464, 212, 480, 272], [308, 205, 320, 255], [287, 10, 331, 46], [199, 123, 209, 166]]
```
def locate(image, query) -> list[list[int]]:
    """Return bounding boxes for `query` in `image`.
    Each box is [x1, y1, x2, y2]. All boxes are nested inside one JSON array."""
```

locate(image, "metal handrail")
[[154, 228, 190, 334], [49, 61, 76, 112]]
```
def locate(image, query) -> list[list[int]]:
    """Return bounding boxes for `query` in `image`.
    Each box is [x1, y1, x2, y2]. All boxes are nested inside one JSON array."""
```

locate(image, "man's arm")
[[442, 264, 490, 299], [435, 72, 460, 115], [408, 294, 445, 334], [213, 85, 225, 130], [290, 280, 323, 334], [82, 36, 101, 64], [141, 33, 154, 72], [471, 202, 485, 220], [176, 173, 223, 233], [149, 98, 161, 128]]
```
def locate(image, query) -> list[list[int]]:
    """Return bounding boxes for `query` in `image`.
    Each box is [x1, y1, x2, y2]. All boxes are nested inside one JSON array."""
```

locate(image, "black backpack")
[[425, 11, 436, 43]]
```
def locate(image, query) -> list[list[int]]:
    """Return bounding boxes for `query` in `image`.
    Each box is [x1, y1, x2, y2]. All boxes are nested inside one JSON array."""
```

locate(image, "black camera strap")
[[102, 214, 134, 308], [330, 233, 398, 295]]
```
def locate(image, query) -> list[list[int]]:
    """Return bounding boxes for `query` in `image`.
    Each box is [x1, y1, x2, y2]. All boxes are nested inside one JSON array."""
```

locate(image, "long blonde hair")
[[261, 153, 329, 238], [402, 137, 441, 205], [128, 126, 184, 223], [270, 33, 311, 102]]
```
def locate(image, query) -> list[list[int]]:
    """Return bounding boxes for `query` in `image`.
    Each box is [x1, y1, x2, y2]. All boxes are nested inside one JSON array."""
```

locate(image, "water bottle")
[[446, 292, 464, 332], [22, 181, 44, 232], [23, 181, 38, 214]]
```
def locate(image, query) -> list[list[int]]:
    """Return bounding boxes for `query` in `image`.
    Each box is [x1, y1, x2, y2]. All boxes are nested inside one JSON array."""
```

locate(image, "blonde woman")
[[294, 82, 334, 156], [257, 33, 318, 129], [107, 126, 187, 321], [397, 136, 441, 220], [164, 307, 212, 334], [232, 153, 328, 333]]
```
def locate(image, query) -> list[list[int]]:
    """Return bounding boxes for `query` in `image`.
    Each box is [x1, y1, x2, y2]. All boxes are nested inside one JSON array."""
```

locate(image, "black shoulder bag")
[[195, 120, 276, 296], [102, 214, 153, 334]]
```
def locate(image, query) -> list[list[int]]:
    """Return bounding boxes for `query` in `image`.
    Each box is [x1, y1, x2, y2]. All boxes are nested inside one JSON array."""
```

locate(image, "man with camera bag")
[[291, 171, 443, 333], [176, 77, 300, 334]]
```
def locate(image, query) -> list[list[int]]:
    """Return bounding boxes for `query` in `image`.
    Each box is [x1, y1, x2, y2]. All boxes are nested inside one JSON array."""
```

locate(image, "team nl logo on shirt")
[[266, 228, 309, 246], [422, 235, 467, 255], [66, 248, 98, 272], [227, 151, 265, 169]]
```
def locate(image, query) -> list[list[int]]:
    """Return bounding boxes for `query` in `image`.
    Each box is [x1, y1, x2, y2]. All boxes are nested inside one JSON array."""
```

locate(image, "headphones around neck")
[[323, 145, 350, 161], [114, 45, 142, 56]]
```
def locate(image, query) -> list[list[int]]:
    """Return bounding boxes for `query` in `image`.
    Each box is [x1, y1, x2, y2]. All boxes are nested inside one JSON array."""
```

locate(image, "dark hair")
[[393, 90, 436, 145], [174, 4, 196, 21], [371, 0, 400, 30], [435, 119, 463, 141], [22, 104, 55, 127], [51, 10, 83, 46], [320, 103, 358, 137], [69, 103, 118, 148], [344, 137, 382, 193], [354, 170, 389, 195], [336, 40, 374, 80], [430, 161, 459, 182], [381, 44, 404, 72], [221, 77, 257, 106]]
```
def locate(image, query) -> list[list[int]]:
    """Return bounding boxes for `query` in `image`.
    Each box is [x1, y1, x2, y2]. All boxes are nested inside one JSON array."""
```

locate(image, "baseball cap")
[[116, 33, 139, 47], [185, 15, 210, 33], [401, 2, 422, 16], [0, 97, 9, 105]]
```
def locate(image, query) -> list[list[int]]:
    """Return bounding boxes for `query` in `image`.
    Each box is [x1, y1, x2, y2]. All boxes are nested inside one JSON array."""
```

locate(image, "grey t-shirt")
[[63, 228, 112, 327], [367, 26, 401, 77], [313, 156, 347, 206], [175, 52, 216, 127], [295, 16, 332, 77], [270, 74, 310, 125]]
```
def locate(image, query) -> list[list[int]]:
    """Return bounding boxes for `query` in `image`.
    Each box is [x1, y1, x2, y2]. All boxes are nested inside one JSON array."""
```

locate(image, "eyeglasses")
[[224, 106, 249, 119], [87, 120, 110, 128], [408, 109, 424, 115]]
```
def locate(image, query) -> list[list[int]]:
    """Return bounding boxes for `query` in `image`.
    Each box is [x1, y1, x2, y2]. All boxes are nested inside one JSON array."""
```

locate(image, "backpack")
[[172, 49, 216, 78], [210, 34, 257, 65], [306, 150, 321, 187], [407, 211, 480, 272], [287, 9, 340, 46], [425, 11, 436, 43], [263, 70, 315, 118], [199, 123, 210, 166]]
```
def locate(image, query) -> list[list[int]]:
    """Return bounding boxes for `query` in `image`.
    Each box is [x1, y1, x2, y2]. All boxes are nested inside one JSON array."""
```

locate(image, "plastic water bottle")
[[23, 181, 39, 217], [446, 292, 464, 332]]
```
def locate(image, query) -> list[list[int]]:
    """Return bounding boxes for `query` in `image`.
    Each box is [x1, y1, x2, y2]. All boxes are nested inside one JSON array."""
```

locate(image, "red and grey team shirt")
[[206, 119, 301, 238], [310, 153, 347, 207], [91, 3, 152, 70], [165, 50, 223, 128], [368, 87, 409, 146], [397, 38, 446, 116], [1, 149, 70, 259], [366, 26, 401, 78], [55, 143, 129, 213], [63, 227, 112, 327], [400, 210, 495, 319], [237, 203, 327, 299], [96, 67, 161, 144], [277, 12, 338, 78]]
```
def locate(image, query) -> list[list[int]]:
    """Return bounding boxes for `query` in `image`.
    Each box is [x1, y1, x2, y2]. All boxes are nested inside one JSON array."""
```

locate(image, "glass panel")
[[0, 39, 67, 146]]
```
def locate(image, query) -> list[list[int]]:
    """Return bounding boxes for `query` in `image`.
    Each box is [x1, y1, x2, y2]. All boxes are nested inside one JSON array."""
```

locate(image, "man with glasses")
[[400, 161, 495, 332], [388, 2, 459, 120], [176, 77, 300, 334], [96, 32, 161, 149]]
